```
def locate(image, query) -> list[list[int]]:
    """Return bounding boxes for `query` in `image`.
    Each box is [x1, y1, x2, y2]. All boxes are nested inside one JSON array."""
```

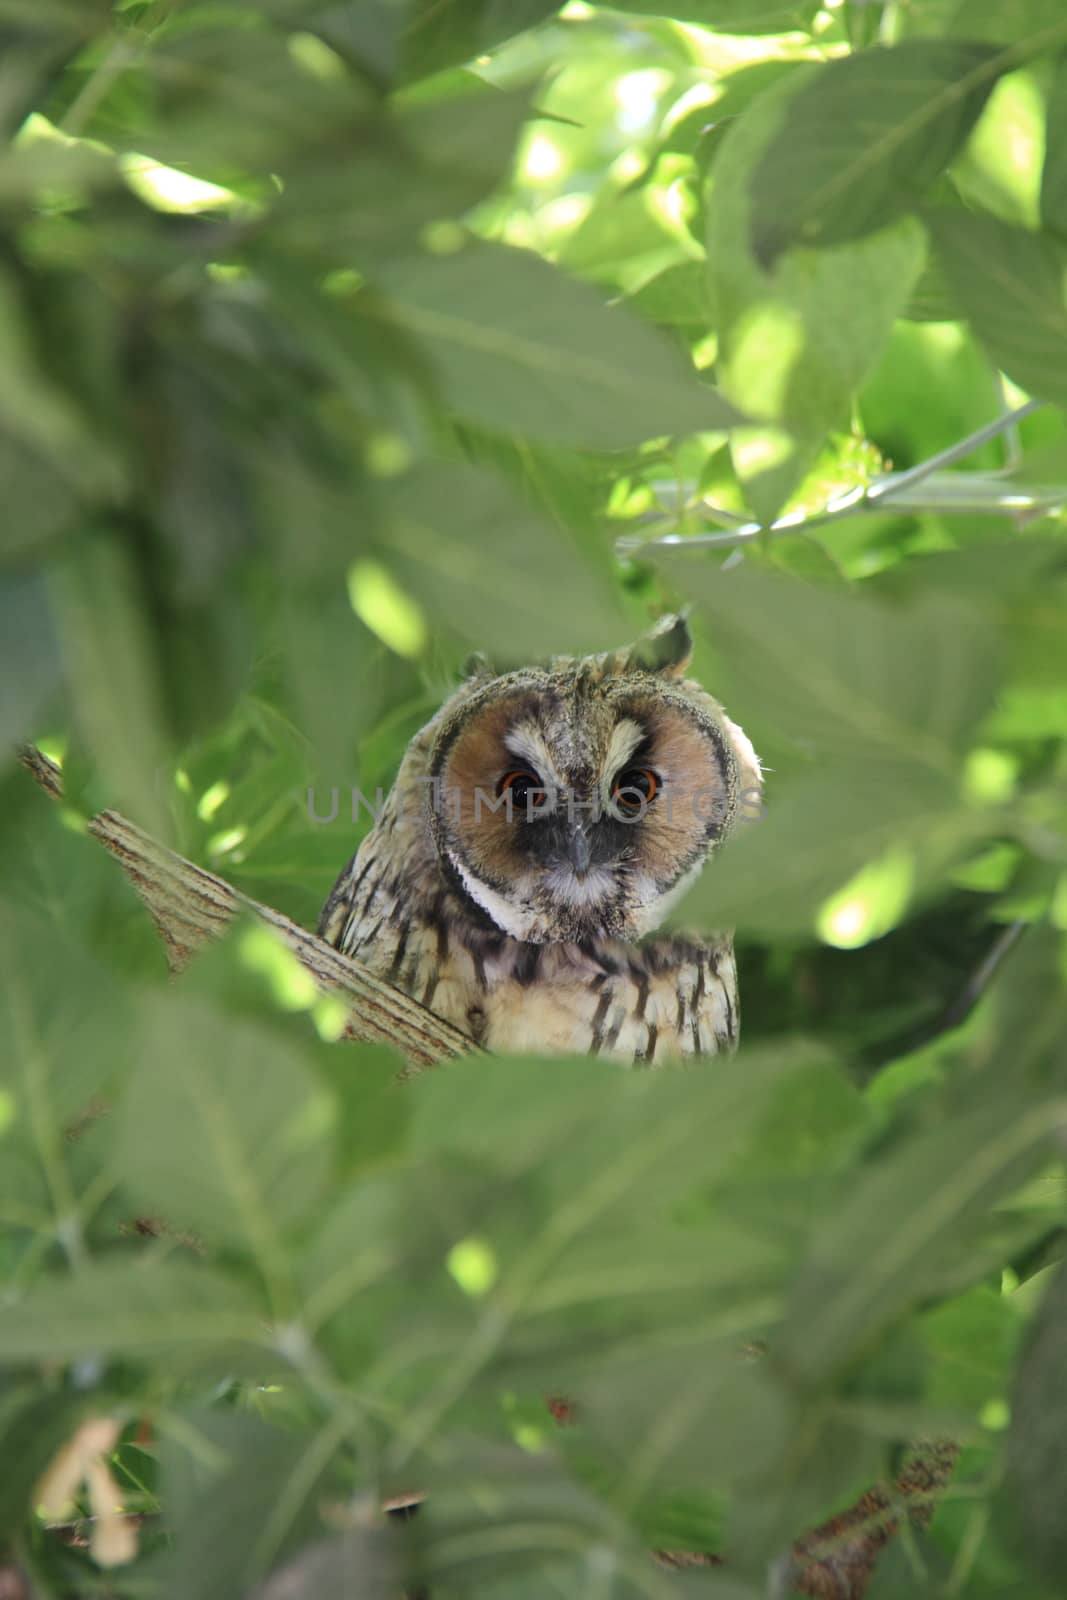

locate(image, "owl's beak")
[[565, 823, 592, 876]]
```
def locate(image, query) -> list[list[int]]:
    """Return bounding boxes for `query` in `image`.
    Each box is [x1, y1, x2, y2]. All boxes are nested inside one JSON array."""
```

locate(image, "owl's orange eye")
[[497, 769, 549, 811], [612, 767, 659, 815]]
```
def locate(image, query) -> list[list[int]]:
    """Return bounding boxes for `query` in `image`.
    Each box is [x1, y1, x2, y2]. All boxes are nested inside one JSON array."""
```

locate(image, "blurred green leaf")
[[950, 0, 1067, 46], [601, 1, 821, 33], [624, 261, 714, 329], [400, 0, 562, 82], [0, 1261, 263, 1361], [667, 562, 1000, 764], [48, 526, 176, 841], [157, 1407, 352, 1600], [749, 42, 1001, 266], [118, 996, 331, 1269], [1003, 1259, 1067, 1586], [708, 75, 924, 521], [369, 240, 738, 448], [1041, 51, 1067, 235], [251, 1530, 401, 1600], [779, 1089, 1067, 1388], [0, 572, 62, 748], [683, 763, 972, 936], [929, 208, 1067, 408], [380, 462, 625, 653]]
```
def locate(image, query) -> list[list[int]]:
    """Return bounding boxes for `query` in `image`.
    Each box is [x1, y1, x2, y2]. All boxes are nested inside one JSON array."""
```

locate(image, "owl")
[[318, 615, 760, 1064]]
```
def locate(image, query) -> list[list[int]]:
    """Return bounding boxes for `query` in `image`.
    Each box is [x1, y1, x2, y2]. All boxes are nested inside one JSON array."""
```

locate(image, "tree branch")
[[16, 744, 478, 1072]]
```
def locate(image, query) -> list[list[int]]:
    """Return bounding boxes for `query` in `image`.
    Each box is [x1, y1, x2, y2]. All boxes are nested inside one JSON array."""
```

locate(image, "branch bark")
[[16, 744, 477, 1072]]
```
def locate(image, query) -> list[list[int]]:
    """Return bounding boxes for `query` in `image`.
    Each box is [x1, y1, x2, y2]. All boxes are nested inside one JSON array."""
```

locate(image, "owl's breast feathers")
[[318, 791, 738, 1066]]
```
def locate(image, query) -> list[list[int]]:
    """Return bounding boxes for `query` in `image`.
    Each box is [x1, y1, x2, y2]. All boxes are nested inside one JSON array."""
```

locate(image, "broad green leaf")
[[0, 572, 62, 749], [600, 1, 821, 33], [663, 562, 1001, 765], [0, 266, 115, 495], [682, 763, 974, 936], [380, 462, 626, 655], [928, 208, 1067, 409], [575, 1343, 789, 1496], [1004, 1260, 1067, 1587], [118, 996, 331, 1264], [950, 0, 1067, 48], [252, 1532, 401, 1600], [0, 434, 78, 565], [157, 1408, 353, 1600], [325, 1040, 411, 1179], [707, 76, 924, 521], [749, 42, 1001, 266], [625, 261, 715, 329], [368, 240, 738, 448], [274, 78, 536, 266], [400, 0, 561, 82], [919, 1286, 1020, 1413], [0, 797, 151, 1221], [48, 526, 176, 843], [407, 1439, 753, 1597], [408, 1049, 809, 1207], [778, 1090, 1067, 1387], [0, 1261, 263, 1361], [1041, 51, 1067, 235]]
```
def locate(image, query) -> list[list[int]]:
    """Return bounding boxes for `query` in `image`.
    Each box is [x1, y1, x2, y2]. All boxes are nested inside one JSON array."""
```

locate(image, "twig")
[[862, 919, 1028, 1071], [616, 402, 1056, 558], [16, 745, 477, 1071], [929, 918, 1028, 1038]]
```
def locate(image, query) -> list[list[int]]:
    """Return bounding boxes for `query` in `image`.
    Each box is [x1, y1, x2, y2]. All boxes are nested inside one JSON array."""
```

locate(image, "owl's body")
[[319, 617, 758, 1064]]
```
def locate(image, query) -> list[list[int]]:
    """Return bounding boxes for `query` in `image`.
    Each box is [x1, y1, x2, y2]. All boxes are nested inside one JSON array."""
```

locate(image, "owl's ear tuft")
[[460, 650, 495, 681], [624, 613, 692, 678]]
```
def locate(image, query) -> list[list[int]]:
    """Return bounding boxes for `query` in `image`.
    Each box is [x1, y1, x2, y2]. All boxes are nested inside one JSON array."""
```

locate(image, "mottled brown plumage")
[[319, 616, 760, 1062]]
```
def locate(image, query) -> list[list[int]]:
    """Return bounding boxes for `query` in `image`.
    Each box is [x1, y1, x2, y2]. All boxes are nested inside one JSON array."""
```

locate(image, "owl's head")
[[422, 616, 760, 944]]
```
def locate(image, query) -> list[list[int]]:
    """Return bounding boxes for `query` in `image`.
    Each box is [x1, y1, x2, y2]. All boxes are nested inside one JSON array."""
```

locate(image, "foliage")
[[2, 0, 1067, 1595]]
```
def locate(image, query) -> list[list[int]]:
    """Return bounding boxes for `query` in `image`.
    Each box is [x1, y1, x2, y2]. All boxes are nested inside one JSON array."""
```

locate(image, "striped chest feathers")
[[341, 902, 739, 1065]]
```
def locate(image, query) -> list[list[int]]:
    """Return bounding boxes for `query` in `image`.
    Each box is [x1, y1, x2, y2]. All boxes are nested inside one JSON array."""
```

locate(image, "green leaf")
[[1004, 1260, 1067, 1587], [380, 462, 626, 655], [368, 240, 738, 448], [157, 1409, 353, 1600], [0, 572, 62, 748], [48, 526, 176, 843], [625, 261, 715, 329], [749, 42, 1002, 266], [118, 996, 331, 1265], [662, 562, 1001, 765], [1041, 51, 1067, 235], [778, 1090, 1067, 1387], [252, 1531, 402, 1600], [928, 208, 1067, 408], [707, 75, 924, 521], [400, 0, 562, 82], [0, 1261, 263, 1362], [950, 0, 1067, 47], [682, 763, 972, 937], [599, 1, 821, 33], [326, 1040, 411, 1180], [575, 1343, 789, 1498]]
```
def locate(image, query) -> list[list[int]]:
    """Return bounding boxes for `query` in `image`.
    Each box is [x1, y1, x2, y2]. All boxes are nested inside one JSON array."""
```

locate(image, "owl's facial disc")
[[428, 681, 745, 944]]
